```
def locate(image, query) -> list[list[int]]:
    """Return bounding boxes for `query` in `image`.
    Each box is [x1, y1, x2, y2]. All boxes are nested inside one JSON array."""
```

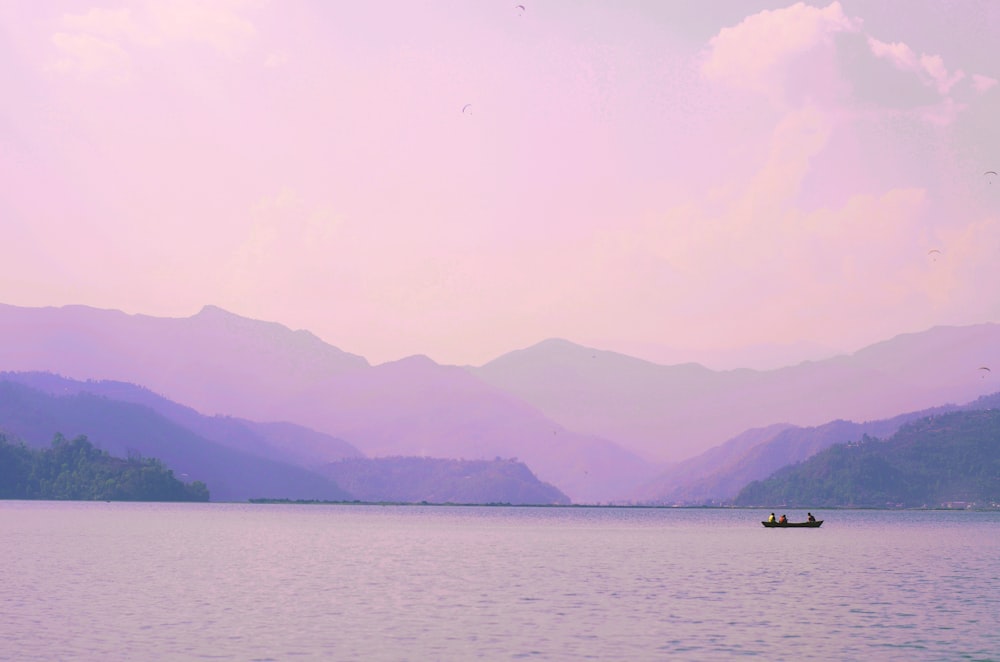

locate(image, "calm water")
[[1, 503, 998, 661]]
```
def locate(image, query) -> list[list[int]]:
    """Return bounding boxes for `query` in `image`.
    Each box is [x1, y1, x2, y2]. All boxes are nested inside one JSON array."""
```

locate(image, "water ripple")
[[1, 503, 998, 660]]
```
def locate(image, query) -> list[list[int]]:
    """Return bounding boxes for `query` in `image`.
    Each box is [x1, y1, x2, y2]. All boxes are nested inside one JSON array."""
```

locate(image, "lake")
[[1, 503, 998, 660]]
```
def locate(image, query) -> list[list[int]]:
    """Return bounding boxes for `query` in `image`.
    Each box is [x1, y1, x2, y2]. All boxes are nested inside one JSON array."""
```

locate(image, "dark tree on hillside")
[[0, 433, 209, 502]]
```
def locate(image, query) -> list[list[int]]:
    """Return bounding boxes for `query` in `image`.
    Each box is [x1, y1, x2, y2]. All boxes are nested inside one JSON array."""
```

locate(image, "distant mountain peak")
[[191, 305, 282, 329], [384, 354, 439, 368], [534, 337, 579, 349], [488, 337, 708, 373], [506, 338, 615, 363], [187, 305, 369, 366], [195, 304, 236, 317]]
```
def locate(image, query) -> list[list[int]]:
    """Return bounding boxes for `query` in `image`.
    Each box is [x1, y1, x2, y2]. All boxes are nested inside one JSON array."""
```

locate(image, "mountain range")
[[632, 405, 964, 505], [0, 378, 352, 502], [0, 375, 568, 504], [1, 302, 998, 503], [470, 331, 1000, 463]]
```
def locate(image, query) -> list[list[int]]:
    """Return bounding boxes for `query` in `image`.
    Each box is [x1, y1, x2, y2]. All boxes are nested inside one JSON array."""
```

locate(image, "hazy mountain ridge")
[[0, 374, 573, 505], [0, 379, 352, 502], [472, 326, 1000, 463], [631, 423, 795, 504], [2, 371, 364, 467], [263, 354, 656, 503], [634, 408, 961, 505], [732, 407, 1000, 508], [0, 303, 370, 420], [2, 302, 999, 503], [643, 391, 1000, 505], [317, 457, 570, 505], [0, 305, 652, 503]]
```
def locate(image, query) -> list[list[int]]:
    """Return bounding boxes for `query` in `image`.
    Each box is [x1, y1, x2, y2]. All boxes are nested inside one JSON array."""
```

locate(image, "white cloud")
[[868, 37, 965, 95], [49, 0, 261, 80], [637, 177, 932, 351], [149, 0, 257, 58], [61, 7, 147, 42], [682, 2, 1000, 353], [703, 3, 981, 125], [737, 105, 835, 217], [264, 52, 288, 68], [867, 37, 917, 70], [701, 2, 860, 95], [925, 215, 1000, 315], [918, 54, 964, 94], [49, 32, 132, 82], [972, 74, 998, 93]]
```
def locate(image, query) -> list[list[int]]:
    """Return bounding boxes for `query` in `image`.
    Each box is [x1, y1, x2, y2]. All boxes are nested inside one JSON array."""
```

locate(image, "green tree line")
[[0, 433, 209, 502], [733, 409, 1000, 508]]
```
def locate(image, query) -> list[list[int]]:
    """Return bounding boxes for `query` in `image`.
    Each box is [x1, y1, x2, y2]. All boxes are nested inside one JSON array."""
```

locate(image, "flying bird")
[[515, 4, 525, 15]]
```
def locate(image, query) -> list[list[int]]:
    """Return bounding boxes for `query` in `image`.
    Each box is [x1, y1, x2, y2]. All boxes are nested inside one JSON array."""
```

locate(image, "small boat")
[[762, 520, 823, 528]]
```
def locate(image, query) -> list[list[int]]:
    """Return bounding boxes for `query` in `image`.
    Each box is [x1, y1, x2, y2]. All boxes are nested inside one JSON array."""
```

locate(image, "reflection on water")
[[1, 503, 998, 660]]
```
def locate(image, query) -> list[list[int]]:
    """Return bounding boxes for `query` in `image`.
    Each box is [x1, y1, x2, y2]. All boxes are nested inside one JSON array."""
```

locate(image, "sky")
[[2, 0, 999, 368]]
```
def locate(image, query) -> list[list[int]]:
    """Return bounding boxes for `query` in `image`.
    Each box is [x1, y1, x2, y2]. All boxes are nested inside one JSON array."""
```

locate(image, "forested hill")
[[733, 409, 1000, 508], [0, 433, 209, 502]]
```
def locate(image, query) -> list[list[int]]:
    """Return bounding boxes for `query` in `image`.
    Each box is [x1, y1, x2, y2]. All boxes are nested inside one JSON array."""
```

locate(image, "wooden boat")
[[761, 520, 823, 528]]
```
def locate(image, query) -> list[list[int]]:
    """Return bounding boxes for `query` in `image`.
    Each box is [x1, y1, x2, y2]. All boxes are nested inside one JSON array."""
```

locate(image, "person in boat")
[[807, 512, 816, 523], [768, 513, 776, 523], [778, 514, 788, 524]]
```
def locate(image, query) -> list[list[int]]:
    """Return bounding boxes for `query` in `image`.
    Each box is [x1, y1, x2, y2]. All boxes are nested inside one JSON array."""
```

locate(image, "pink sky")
[[2, 1, 999, 368]]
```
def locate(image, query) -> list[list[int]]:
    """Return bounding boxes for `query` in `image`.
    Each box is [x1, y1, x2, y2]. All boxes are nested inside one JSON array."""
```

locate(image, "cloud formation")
[[50, 31, 132, 82], [4, 1, 999, 366], [655, 1, 1000, 353], [701, 1, 859, 102], [49, 0, 260, 80], [972, 74, 998, 93], [868, 37, 965, 94]]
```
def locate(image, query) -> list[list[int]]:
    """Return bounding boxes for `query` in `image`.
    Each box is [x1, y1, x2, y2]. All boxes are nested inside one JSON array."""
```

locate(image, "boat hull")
[[762, 520, 823, 528]]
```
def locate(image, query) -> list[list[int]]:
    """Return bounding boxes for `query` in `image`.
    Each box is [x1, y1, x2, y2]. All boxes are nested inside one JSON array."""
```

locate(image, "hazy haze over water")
[[2, 502, 998, 660]]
